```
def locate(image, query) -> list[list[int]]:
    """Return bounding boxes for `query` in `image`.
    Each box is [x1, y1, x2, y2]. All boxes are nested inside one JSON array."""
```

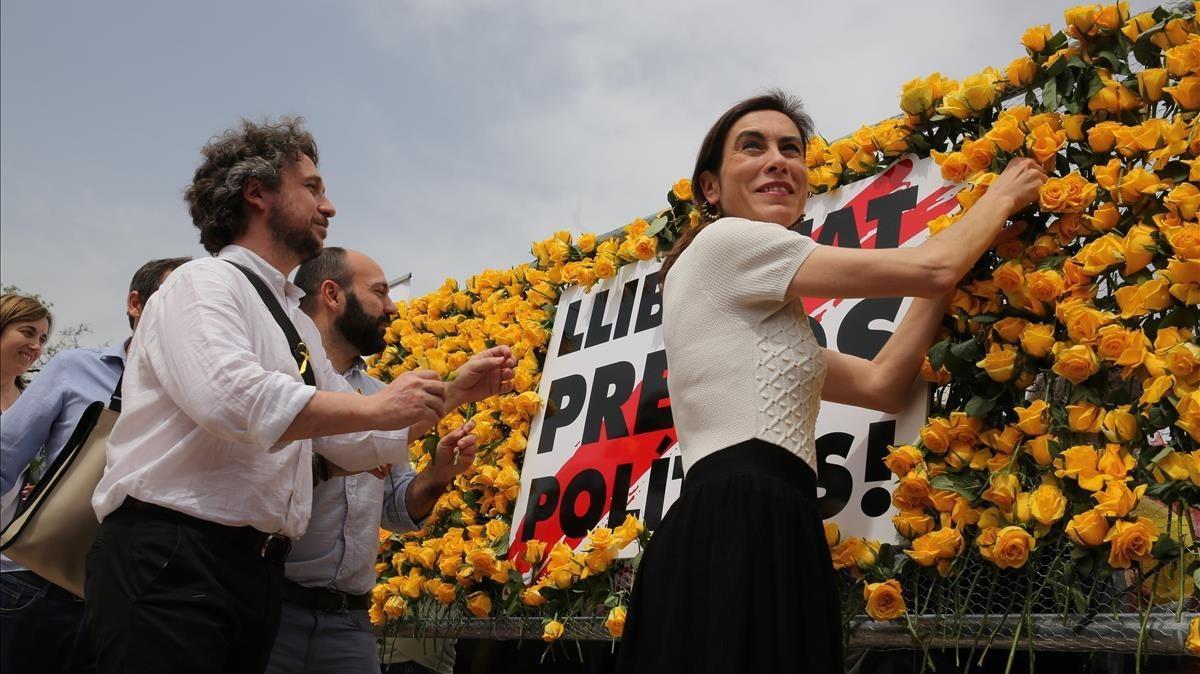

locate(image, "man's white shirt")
[[92, 245, 408, 539]]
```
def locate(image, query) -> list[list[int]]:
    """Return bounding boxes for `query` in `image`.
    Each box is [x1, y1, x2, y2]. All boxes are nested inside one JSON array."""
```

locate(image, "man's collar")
[[217, 244, 305, 303], [99, 339, 129, 363], [339, 357, 367, 377]]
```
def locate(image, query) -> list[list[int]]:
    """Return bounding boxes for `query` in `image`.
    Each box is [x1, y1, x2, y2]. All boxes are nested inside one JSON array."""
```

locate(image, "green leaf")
[[969, 314, 1001, 325], [1132, 30, 1163, 69], [1158, 161, 1190, 182], [1044, 31, 1069, 54], [931, 472, 983, 500], [644, 214, 670, 238], [964, 394, 996, 417], [949, 338, 982, 363], [1041, 74, 1061, 110], [1152, 536, 1181, 561], [928, 339, 951, 370]]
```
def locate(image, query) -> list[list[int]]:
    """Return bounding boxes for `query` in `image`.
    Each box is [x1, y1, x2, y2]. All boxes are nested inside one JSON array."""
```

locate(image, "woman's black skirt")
[[616, 438, 843, 673]]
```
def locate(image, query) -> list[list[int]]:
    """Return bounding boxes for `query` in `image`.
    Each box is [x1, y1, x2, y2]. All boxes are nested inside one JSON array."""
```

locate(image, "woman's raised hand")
[[987, 157, 1047, 216]]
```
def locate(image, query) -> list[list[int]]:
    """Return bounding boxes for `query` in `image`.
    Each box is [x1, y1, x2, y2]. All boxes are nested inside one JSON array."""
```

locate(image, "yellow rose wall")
[[368, 1, 1200, 655]]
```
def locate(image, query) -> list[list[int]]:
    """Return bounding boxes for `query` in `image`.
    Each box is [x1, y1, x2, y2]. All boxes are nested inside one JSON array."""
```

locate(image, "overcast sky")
[[1, 0, 1161, 347]]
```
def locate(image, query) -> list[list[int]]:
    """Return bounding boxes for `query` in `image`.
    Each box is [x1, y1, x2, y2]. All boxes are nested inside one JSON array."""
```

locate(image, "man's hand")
[[404, 421, 479, 521], [369, 369, 445, 431], [445, 346, 517, 411], [428, 420, 478, 483]]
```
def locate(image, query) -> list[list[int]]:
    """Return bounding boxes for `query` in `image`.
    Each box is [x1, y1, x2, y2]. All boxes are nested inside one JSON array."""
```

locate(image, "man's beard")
[[266, 205, 323, 263], [336, 291, 389, 357]]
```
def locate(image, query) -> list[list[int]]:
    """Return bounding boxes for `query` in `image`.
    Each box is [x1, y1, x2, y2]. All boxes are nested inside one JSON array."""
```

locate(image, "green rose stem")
[[1135, 568, 1162, 674], [954, 562, 987, 664], [968, 570, 1002, 666]]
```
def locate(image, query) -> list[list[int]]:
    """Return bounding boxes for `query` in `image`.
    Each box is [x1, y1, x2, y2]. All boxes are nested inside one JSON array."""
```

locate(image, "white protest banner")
[[508, 155, 962, 564]]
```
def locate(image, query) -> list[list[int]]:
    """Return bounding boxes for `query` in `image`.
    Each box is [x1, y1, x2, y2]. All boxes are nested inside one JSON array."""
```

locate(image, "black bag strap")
[[225, 261, 316, 387], [109, 372, 123, 413]]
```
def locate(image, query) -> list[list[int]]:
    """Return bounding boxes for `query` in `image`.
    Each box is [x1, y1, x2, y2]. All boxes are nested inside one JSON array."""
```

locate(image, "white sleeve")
[[691, 218, 818, 313]]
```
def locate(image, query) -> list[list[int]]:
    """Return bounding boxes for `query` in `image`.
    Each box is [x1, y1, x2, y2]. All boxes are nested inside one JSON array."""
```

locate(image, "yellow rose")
[[1116, 167, 1166, 204], [1176, 390, 1200, 442], [1164, 76, 1200, 110], [1165, 37, 1200, 77], [1114, 278, 1173, 319], [1140, 374, 1176, 406], [991, 317, 1028, 344], [830, 536, 872, 571], [984, 425, 1023, 455], [593, 255, 617, 280], [989, 526, 1036, 569], [1165, 183, 1200, 221], [1136, 68, 1169, 102], [1066, 401, 1105, 433], [1064, 4, 1099, 36], [1025, 269, 1066, 303], [1087, 122, 1122, 153], [1055, 444, 1107, 491], [466, 591, 492, 618], [1020, 323, 1056, 358], [892, 471, 933, 510], [1121, 11, 1157, 40], [1005, 55, 1037, 88], [1165, 222, 1200, 259], [671, 178, 692, 202], [522, 586, 548, 607], [1067, 509, 1111, 547], [986, 118, 1027, 153], [960, 137, 997, 173], [905, 528, 964, 566], [931, 150, 971, 182], [977, 343, 1019, 382], [1089, 77, 1142, 115], [1085, 201, 1120, 233], [1022, 24, 1053, 53], [1013, 400, 1049, 436], [1188, 616, 1200, 656], [920, 418, 952, 454], [1122, 224, 1157, 276], [605, 606, 627, 638], [1098, 443, 1135, 480], [920, 356, 951, 385], [542, 619, 565, 642], [1024, 435, 1056, 466], [892, 509, 936, 539], [900, 77, 934, 116], [937, 69, 1000, 119], [630, 235, 658, 261], [1027, 124, 1067, 167], [823, 520, 840, 548], [1029, 483, 1067, 526], [1104, 517, 1159, 569], [1092, 480, 1145, 518], [1162, 342, 1200, 386], [425, 579, 457, 605], [1071, 234, 1125, 275], [863, 579, 907, 621], [884, 444, 924, 477], [1052, 343, 1100, 384], [1101, 406, 1139, 443], [982, 473, 1020, 510]]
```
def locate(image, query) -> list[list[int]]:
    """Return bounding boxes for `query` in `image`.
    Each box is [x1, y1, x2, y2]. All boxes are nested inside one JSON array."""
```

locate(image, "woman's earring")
[[700, 201, 721, 222]]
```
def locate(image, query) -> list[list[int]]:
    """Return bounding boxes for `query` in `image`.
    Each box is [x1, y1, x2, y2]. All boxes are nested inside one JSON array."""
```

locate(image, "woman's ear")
[[699, 171, 720, 209]]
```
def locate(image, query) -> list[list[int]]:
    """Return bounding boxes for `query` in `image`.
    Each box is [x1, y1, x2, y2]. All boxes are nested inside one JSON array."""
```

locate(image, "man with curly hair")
[[84, 117, 514, 673]]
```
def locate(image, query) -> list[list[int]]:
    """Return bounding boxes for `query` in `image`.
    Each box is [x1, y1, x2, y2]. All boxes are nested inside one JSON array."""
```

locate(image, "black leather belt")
[[282, 578, 370, 612], [120, 498, 292, 566], [5, 570, 81, 602]]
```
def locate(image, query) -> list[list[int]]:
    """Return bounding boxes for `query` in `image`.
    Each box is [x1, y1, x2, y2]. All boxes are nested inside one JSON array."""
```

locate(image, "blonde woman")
[[0, 293, 52, 412]]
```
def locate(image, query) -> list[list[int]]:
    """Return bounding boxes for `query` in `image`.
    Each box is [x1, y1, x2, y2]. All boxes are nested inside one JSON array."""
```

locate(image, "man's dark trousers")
[[84, 502, 287, 674]]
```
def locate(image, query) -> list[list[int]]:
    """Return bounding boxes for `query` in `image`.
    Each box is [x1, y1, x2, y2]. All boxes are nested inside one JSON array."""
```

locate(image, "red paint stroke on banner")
[[510, 381, 674, 570], [802, 160, 960, 319]]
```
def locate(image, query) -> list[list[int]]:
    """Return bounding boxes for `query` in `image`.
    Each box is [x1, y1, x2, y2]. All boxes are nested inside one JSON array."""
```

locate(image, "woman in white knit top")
[[616, 91, 1045, 673]]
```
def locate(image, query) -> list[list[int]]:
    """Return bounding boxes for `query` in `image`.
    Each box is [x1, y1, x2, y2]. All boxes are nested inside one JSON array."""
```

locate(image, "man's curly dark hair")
[[184, 116, 319, 254]]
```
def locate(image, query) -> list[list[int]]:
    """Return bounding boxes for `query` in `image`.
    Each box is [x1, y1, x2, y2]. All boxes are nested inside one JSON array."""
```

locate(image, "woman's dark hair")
[[659, 90, 814, 283], [184, 116, 319, 255]]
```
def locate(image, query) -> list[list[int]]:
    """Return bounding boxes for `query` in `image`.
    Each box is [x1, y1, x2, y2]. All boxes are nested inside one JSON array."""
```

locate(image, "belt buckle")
[[260, 533, 291, 562]]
